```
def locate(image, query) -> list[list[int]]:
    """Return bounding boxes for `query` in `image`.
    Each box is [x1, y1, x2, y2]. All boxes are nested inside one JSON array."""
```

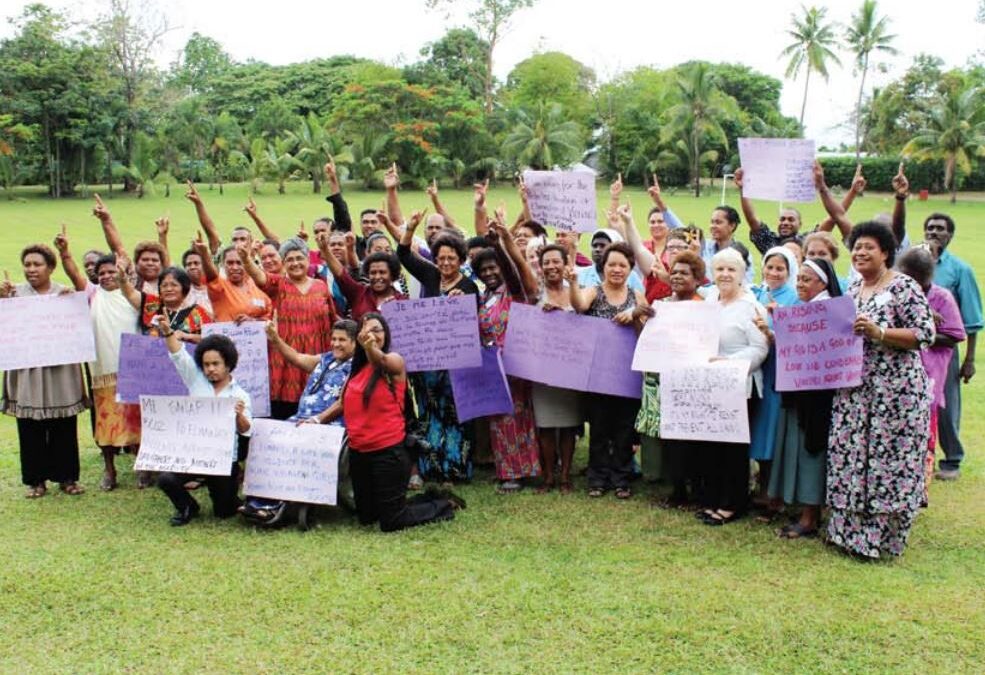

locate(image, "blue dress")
[[749, 283, 798, 462], [289, 354, 351, 425]]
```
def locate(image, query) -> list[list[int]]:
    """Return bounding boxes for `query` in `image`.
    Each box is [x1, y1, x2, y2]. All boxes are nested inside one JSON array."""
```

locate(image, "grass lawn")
[[0, 181, 983, 672]]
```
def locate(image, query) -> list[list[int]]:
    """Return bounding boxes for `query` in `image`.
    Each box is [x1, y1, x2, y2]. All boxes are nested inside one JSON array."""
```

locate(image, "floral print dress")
[[826, 274, 935, 559], [479, 287, 541, 481]]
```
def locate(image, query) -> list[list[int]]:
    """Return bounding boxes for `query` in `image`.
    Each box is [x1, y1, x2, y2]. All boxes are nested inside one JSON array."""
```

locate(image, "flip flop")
[[779, 522, 818, 539], [25, 485, 46, 499], [59, 482, 85, 496]]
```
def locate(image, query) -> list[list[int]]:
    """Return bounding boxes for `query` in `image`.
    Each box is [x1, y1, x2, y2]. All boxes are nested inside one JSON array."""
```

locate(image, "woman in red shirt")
[[328, 313, 465, 532]]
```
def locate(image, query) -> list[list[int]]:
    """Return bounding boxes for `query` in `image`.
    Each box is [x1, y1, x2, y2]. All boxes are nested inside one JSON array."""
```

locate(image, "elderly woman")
[[765, 257, 843, 539], [240, 237, 336, 420], [119, 264, 212, 340], [695, 247, 770, 525], [532, 244, 583, 493], [398, 211, 479, 484], [317, 232, 406, 322], [636, 251, 707, 508], [1, 244, 90, 497], [190, 234, 271, 324], [570, 241, 648, 499], [59, 235, 141, 491], [748, 247, 800, 512], [826, 222, 936, 559], [240, 318, 359, 523], [475, 218, 541, 493]]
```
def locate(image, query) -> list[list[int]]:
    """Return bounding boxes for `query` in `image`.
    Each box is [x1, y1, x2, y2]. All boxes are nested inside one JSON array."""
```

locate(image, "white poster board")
[[659, 360, 750, 443], [0, 292, 95, 370], [134, 396, 236, 475], [737, 138, 816, 203], [202, 321, 271, 417], [632, 301, 721, 373], [244, 419, 343, 506], [521, 169, 597, 232]]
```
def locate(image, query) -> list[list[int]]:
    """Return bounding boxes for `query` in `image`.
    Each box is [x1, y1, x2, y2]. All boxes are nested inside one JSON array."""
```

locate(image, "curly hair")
[[21, 244, 57, 270], [194, 334, 238, 371], [848, 221, 898, 268]]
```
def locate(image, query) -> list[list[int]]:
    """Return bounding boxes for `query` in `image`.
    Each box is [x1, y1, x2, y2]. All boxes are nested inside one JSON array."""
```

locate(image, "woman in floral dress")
[[826, 221, 935, 559], [475, 219, 542, 493]]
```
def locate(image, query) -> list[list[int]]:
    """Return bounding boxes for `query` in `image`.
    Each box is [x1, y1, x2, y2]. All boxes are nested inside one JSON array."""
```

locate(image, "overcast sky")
[[2, 0, 983, 146]]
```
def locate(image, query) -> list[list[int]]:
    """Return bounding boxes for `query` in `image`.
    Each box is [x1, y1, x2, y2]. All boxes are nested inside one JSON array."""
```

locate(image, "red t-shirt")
[[342, 367, 407, 452]]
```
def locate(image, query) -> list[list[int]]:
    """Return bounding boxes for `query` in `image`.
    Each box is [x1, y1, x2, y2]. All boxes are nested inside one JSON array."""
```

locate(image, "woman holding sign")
[[398, 210, 479, 484], [748, 247, 799, 514], [475, 216, 541, 493], [0, 244, 89, 498], [696, 248, 769, 525], [118, 264, 212, 341], [826, 222, 936, 559], [327, 313, 464, 532], [569, 241, 647, 500], [767, 257, 842, 539]]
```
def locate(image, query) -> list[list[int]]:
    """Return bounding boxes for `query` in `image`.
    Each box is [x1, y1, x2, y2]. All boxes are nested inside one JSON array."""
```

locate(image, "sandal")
[[778, 522, 818, 539], [496, 480, 523, 495], [25, 484, 46, 499], [614, 488, 632, 500], [407, 474, 424, 491], [59, 482, 85, 496], [587, 487, 605, 498], [703, 510, 741, 526], [100, 473, 117, 492]]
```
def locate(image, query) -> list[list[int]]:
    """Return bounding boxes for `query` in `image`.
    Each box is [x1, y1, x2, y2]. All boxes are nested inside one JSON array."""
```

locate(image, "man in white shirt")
[[158, 318, 252, 526]]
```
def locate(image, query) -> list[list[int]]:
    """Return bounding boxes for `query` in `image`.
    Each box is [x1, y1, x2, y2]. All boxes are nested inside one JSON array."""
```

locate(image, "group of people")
[[1, 159, 979, 560]]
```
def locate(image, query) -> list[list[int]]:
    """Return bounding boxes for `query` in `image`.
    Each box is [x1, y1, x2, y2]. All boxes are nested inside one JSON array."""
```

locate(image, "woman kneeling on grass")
[[323, 313, 465, 532]]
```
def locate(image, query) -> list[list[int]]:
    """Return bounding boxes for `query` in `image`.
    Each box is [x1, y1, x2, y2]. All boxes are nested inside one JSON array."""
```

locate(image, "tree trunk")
[[799, 67, 811, 129], [107, 151, 113, 195], [693, 130, 701, 198], [312, 173, 321, 194], [483, 33, 496, 114], [80, 150, 87, 198], [854, 54, 869, 163], [165, 183, 170, 198], [54, 137, 61, 199]]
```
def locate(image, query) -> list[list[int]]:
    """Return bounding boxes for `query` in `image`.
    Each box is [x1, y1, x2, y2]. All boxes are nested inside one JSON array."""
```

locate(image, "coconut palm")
[[902, 87, 985, 203], [348, 132, 391, 189], [288, 112, 354, 193], [502, 103, 583, 170], [265, 136, 303, 194], [663, 63, 731, 197], [230, 137, 271, 194], [846, 0, 898, 161], [780, 5, 841, 128]]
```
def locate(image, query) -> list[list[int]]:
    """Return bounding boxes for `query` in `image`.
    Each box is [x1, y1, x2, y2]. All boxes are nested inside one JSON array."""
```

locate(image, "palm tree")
[[288, 112, 354, 193], [122, 132, 159, 198], [846, 0, 898, 161], [348, 131, 391, 189], [780, 5, 841, 128], [663, 63, 731, 197], [502, 103, 583, 170], [230, 137, 271, 194], [265, 136, 303, 194], [902, 87, 985, 203]]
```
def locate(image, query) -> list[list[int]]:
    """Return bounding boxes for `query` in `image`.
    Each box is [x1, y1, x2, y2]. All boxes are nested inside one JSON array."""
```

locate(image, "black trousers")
[[16, 416, 80, 486], [586, 394, 641, 490], [662, 439, 705, 500], [157, 462, 241, 518], [698, 441, 749, 513], [349, 441, 455, 532]]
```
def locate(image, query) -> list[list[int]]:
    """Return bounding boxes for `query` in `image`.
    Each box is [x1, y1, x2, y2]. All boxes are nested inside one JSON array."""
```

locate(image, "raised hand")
[[324, 158, 337, 183], [647, 173, 666, 209], [812, 161, 827, 191], [53, 224, 69, 255], [732, 168, 744, 190], [518, 176, 529, 204], [297, 220, 308, 241], [92, 194, 111, 222], [473, 179, 489, 209], [184, 180, 201, 204], [264, 313, 279, 342], [406, 208, 428, 232], [343, 231, 356, 249], [891, 162, 908, 197], [610, 172, 623, 200], [155, 216, 170, 237], [853, 163, 868, 193], [244, 196, 258, 218], [426, 178, 438, 199], [191, 231, 209, 257], [616, 203, 633, 225], [0, 269, 14, 298], [383, 163, 399, 190]]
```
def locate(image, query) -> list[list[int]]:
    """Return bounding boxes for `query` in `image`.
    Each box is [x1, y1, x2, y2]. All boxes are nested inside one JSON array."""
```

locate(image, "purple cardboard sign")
[[502, 304, 642, 399], [116, 333, 194, 403], [773, 295, 863, 391], [449, 346, 514, 422], [381, 294, 482, 372]]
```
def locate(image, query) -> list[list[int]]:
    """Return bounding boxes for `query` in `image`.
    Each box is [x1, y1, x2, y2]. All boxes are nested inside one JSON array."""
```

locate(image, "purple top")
[[922, 284, 966, 408]]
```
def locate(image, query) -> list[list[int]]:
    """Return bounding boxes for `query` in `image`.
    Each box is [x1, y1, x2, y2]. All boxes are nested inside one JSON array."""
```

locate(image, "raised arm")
[[115, 254, 142, 309], [814, 162, 854, 237], [155, 216, 171, 267], [517, 177, 533, 229], [265, 317, 320, 372], [615, 204, 656, 274], [324, 159, 352, 232], [192, 232, 219, 283], [426, 179, 457, 229], [384, 163, 404, 228], [732, 168, 763, 235], [357, 325, 405, 379], [891, 162, 909, 247], [490, 212, 538, 300], [566, 266, 594, 313], [244, 197, 279, 243], [239, 244, 267, 288], [473, 179, 489, 236], [315, 231, 345, 280], [609, 173, 623, 212], [343, 231, 361, 269], [817, 164, 865, 239], [53, 224, 87, 292], [185, 181, 221, 255], [647, 173, 681, 228], [92, 194, 127, 258]]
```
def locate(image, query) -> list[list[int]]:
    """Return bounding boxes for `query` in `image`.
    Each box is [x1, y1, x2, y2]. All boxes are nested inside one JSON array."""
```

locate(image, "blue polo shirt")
[[934, 249, 983, 334]]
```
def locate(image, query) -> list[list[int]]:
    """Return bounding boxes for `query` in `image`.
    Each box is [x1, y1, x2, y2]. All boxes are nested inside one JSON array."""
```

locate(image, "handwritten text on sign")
[[521, 170, 597, 232], [0, 291, 95, 370], [659, 360, 750, 443], [134, 396, 236, 475], [381, 294, 481, 372], [449, 346, 514, 422], [202, 321, 271, 417], [244, 419, 343, 506], [737, 138, 816, 203], [632, 301, 721, 372], [773, 295, 862, 391], [116, 333, 194, 403]]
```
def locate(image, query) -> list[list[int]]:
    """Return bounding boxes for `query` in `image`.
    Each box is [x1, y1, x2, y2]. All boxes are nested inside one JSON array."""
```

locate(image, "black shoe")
[[169, 500, 201, 526], [426, 486, 467, 510]]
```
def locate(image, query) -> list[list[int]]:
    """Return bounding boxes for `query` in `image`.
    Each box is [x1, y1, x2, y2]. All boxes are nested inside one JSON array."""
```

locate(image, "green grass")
[[0, 182, 983, 673]]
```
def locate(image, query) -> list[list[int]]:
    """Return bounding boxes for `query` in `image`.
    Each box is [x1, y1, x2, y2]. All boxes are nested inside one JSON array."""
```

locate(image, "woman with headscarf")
[[240, 237, 337, 420], [764, 257, 843, 538], [748, 246, 800, 515]]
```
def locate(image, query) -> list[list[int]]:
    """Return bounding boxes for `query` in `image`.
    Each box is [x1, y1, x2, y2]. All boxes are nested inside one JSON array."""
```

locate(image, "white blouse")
[[717, 295, 770, 398]]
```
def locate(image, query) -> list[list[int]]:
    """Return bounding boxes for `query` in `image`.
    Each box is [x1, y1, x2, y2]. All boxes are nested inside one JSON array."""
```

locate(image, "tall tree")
[[287, 112, 353, 193], [663, 63, 730, 197], [846, 0, 898, 161], [97, 0, 171, 191], [780, 5, 841, 128], [426, 0, 536, 112], [505, 51, 596, 128], [902, 86, 985, 203], [502, 102, 582, 169], [170, 32, 233, 95], [406, 28, 490, 99]]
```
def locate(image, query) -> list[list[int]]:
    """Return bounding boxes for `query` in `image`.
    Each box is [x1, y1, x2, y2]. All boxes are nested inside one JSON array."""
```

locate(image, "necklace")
[[161, 305, 184, 330], [859, 268, 889, 303]]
